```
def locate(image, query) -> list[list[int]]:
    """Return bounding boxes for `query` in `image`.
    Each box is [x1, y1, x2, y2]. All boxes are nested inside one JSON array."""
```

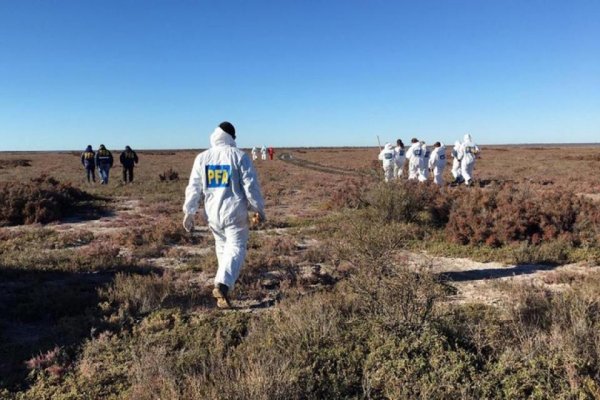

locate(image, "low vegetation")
[[0, 176, 104, 226], [1, 148, 599, 399]]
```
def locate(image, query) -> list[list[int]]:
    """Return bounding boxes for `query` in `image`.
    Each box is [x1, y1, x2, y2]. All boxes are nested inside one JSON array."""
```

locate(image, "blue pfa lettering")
[[206, 165, 231, 188]]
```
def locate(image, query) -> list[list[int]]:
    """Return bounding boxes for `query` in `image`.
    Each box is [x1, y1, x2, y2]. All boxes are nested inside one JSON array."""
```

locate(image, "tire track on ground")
[[278, 152, 372, 177]]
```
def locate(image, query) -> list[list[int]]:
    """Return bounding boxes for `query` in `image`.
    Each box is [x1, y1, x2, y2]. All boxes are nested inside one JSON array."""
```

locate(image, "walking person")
[[394, 139, 406, 179], [429, 142, 447, 185], [268, 146, 275, 160], [183, 122, 266, 309], [406, 138, 423, 180], [95, 144, 113, 184], [261, 145, 267, 160], [418, 141, 431, 182], [378, 143, 396, 182], [451, 140, 463, 184], [81, 145, 96, 183], [119, 145, 139, 183], [458, 134, 480, 186]]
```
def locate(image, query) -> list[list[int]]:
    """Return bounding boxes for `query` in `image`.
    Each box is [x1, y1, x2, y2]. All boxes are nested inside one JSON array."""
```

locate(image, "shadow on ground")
[[439, 263, 559, 283]]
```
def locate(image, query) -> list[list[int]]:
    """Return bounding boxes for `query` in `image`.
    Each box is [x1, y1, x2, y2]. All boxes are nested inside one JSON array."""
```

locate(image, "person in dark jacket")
[[81, 145, 96, 183], [119, 145, 139, 183], [95, 144, 114, 184]]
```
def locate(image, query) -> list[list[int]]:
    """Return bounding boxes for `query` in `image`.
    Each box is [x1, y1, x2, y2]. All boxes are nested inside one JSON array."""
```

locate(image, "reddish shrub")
[[446, 185, 600, 247], [0, 176, 94, 226], [327, 177, 372, 210]]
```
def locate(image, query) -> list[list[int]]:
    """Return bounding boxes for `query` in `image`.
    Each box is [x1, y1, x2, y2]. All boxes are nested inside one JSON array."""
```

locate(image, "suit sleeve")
[[240, 154, 266, 220], [183, 155, 205, 215]]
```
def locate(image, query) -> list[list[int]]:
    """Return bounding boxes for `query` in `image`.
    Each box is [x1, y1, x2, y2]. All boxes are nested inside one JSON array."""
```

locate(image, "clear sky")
[[1, 0, 599, 150]]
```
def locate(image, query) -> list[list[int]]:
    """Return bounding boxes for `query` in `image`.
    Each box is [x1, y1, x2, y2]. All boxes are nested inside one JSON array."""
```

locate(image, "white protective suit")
[[429, 144, 447, 185], [394, 145, 406, 178], [451, 141, 462, 182], [418, 142, 430, 182], [251, 146, 258, 161], [183, 128, 266, 289], [458, 134, 480, 185], [405, 141, 423, 180], [378, 143, 396, 182], [261, 145, 267, 160]]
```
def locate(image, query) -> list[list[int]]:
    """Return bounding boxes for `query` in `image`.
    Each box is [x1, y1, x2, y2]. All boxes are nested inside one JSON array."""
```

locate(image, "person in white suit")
[[378, 143, 396, 182], [428, 142, 447, 185], [183, 122, 266, 308], [458, 134, 480, 186], [405, 138, 423, 180]]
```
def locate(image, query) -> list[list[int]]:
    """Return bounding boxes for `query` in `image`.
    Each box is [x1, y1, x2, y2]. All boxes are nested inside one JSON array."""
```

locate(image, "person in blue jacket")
[[95, 144, 114, 184], [81, 145, 96, 183]]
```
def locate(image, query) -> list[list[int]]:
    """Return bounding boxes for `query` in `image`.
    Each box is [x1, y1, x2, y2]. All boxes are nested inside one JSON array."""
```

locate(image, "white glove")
[[183, 213, 195, 232]]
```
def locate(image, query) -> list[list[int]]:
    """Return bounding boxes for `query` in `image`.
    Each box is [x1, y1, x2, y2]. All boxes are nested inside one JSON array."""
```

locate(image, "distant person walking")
[[458, 134, 480, 186], [95, 144, 113, 184], [81, 145, 96, 183], [406, 138, 423, 180], [418, 141, 430, 182], [394, 139, 406, 179], [183, 121, 266, 309], [268, 146, 275, 160], [261, 145, 267, 160], [378, 143, 396, 182], [429, 142, 447, 185], [451, 140, 463, 184], [119, 145, 139, 183], [251, 146, 259, 161]]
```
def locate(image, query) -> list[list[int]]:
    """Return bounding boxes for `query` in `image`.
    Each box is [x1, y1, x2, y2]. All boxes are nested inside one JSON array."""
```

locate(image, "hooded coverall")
[[405, 142, 423, 180], [394, 145, 406, 178], [458, 134, 480, 185], [451, 141, 463, 183], [183, 128, 266, 289], [251, 147, 258, 160], [378, 143, 396, 182], [418, 143, 430, 182], [261, 146, 267, 160], [429, 145, 447, 185]]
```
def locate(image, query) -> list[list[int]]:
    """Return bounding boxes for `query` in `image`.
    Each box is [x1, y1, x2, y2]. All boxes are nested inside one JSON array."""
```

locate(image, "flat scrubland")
[[1, 145, 600, 399]]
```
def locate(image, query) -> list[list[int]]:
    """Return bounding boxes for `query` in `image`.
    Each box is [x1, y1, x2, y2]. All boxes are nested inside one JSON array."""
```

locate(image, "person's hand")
[[250, 212, 265, 227], [183, 213, 195, 232]]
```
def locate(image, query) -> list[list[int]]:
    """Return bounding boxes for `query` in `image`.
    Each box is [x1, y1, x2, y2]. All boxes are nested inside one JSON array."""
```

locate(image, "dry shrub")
[[446, 184, 600, 247], [25, 346, 68, 379], [0, 176, 95, 226], [120, 217, 203, 250], [326, 177, 372, 209], [0, 159, 32, 168], [101, 273, 174, 325], [480, 280, 600, 398], [159, 168, 179, 181], [367, 180, 450, 226]]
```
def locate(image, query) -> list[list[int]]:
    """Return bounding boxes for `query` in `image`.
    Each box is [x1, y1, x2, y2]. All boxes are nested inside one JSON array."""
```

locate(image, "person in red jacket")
[[268, 147, 275, 160]]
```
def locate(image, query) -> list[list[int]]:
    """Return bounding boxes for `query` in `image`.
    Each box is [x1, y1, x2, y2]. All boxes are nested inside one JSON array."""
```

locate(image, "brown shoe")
[[212, 284, 232, 309]]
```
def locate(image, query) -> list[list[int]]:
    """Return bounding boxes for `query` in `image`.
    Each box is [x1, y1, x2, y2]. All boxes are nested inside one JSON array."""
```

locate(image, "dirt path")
[[405, 251, 599, 306]]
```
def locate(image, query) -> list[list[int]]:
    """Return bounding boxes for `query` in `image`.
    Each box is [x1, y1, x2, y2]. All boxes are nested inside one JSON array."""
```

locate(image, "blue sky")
[[1, 0, 599, 150]]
